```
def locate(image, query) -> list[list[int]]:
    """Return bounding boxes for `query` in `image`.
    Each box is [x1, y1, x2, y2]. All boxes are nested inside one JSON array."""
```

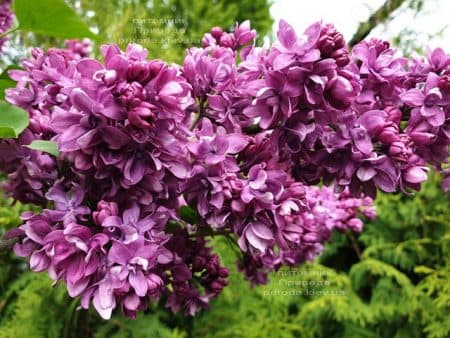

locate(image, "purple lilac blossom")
[[0, 0, 13, 50], [1, 19, 449, 321]]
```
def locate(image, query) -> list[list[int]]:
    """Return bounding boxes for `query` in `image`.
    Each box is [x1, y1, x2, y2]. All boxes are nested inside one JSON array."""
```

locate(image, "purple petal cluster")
[[0, 0, 13, 50], [237, 185, 376, 284], [2, 41, 91, 204], [2, 18, 449, 320], [202, 21, 256, 50], [8, 180, 228, 319], [51, 44, 194, 205]]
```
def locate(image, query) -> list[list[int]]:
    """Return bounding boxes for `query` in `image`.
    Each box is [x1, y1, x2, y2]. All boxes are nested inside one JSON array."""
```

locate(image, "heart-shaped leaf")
[[179, 206, 198, 224], [13, 0, 97, 39], [0, 102, 29, 138], [26, 140, 60, 157]]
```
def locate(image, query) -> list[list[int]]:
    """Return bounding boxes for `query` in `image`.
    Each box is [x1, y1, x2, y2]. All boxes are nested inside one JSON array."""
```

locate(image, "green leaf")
[[0, 79, 15, 100], [13, 0, 97, 39], [179, 206, 198, 224], [165, 220, 184, 234], [26, 140, 60, 157], [0, 65, 22, 79], [0, 65, 20, 100], [0, 102, 29, 138]]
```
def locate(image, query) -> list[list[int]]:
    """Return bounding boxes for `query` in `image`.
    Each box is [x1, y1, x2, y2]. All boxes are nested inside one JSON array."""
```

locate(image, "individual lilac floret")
[[402, 73, 450, 127], [187, 118, 248, 167]]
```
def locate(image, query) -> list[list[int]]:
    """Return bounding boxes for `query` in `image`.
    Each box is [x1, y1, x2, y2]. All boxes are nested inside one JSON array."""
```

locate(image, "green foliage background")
[[1, 0, 449, 337], [69, 0, 273, 63]]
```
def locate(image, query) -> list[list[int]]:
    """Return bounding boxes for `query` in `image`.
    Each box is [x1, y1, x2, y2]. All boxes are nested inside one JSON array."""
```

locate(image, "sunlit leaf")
[[13, 0, 97, 39], [0, 102, 29, 138]]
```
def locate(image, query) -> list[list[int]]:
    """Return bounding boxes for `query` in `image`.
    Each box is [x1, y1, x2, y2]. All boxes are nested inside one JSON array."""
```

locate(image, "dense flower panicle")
[[237, 185, 376, 285], [0, 0, 13, 50], [1, 18, 449, 320], [51, 44, 194, 204], [2, 40, 92, 205], [8, 185, 227, 319]]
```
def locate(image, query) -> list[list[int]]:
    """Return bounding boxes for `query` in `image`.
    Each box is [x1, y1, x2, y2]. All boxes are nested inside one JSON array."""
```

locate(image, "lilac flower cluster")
[[1, 41, 90, 204], [237, 185, 376, 284], [8, 179, 228, 319], [0, 0, 14, 50], [1, 19, 448, 319], [51, 44, 194, 206]]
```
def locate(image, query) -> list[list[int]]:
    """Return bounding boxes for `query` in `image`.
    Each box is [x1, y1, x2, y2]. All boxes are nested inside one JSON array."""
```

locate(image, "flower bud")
[[318, 24, 349, 66], [93, 201, 119, 225], [326, 76, 354, 109], [347, 218, 363, 232], [126, 60, 151, 83], [116, 81, 145, 107], [128, 102, 156, 129], [202, 33, 216, 47], [408, 131, 436, 145], [93, 69, 117, 86], [210, 26, 223, 40], [389, 140, 412, 164], [331, 48, 350, 67], [438, 74, 450, 91], [219, 33, 235, 48], [385, 106, 402, 124], [379, 122, 399, 144]]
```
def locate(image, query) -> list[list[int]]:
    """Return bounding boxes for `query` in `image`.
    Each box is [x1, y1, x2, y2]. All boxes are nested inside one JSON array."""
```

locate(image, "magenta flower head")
[[234, 20, 256, 46]]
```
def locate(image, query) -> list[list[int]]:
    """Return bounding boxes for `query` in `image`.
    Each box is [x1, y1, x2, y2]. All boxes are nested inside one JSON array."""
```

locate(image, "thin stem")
[[349, 0, 407, 47], [0, 26, 19, 39], [189, 97, 206, 130], [242, 124, 262, 135], [188, 228, 234, 238], [346, 230, 362, 260], [0, 237, 18, 250]]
